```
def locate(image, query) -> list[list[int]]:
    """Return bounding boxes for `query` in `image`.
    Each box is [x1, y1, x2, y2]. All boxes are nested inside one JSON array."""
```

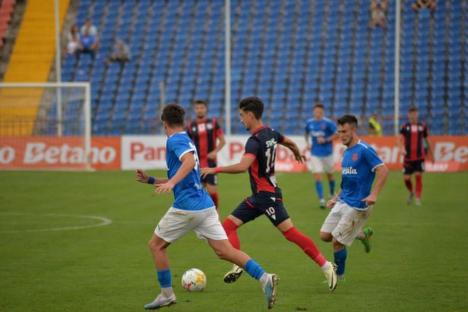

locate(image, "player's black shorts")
[[403, 159, 425, 175], [231, 189, 290, 227], [201, 159, 217, 186], [201, 173, 217, 186]]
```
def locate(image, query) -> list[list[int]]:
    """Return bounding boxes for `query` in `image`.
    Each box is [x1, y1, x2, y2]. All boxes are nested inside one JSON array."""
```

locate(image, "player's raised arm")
[[201, 154, 255, 177], [279, 136, 306, 163]]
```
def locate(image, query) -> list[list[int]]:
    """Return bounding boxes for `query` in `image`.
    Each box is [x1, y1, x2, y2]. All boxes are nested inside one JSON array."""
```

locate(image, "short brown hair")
[[337, 114, 358, 127], [408, 105, 418, 113], [161, 104, 185, 126], [313, 103, 324, 110], [193, 99, 208, 106]]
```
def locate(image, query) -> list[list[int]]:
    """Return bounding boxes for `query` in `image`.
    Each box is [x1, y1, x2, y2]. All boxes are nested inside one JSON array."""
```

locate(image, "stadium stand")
[[54, 0, 465, 135]]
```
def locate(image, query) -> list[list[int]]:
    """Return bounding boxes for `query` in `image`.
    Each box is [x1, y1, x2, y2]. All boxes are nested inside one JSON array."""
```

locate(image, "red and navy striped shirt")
[[244, 126, 284, 194], [400, 122, 429, 161], [187, 118, 223, 168]]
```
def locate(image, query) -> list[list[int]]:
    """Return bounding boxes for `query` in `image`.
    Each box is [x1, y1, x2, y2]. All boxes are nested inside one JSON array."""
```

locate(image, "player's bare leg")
[[278, 219, 337, 291], [208, 238, 278, 309], [145, 234, 176, 310]]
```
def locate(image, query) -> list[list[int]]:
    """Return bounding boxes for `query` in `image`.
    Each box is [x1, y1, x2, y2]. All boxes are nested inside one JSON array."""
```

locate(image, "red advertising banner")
[[0, 136, 121, 170]]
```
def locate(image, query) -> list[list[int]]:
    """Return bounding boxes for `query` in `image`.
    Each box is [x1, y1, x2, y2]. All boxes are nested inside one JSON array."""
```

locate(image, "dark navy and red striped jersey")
[[187, 118, 223, 167], [400, 122, 429, 161], [244, 126, 284, 194]]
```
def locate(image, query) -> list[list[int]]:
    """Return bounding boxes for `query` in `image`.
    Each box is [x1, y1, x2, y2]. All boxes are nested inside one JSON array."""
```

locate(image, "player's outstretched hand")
[[136, 169, 149, 183], [155, 181, 175, 194], [326, 198, 337, 209], [362, 193, 377, 206], [200, 167, 216, 178]]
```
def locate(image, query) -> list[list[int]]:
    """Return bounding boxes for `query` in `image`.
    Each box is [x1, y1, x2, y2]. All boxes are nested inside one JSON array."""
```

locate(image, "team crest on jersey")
[[321, 123, 326, 129], [352, 153, 358, 161]]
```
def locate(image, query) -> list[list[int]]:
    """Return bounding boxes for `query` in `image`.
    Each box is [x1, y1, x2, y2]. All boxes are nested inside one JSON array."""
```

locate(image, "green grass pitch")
[[0, 171, 467, 312]]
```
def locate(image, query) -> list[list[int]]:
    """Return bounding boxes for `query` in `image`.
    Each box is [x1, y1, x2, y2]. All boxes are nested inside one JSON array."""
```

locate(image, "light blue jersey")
[[339, 140, 384, 210], [305, 118, 337, 157], [166, 132, 214, 211]]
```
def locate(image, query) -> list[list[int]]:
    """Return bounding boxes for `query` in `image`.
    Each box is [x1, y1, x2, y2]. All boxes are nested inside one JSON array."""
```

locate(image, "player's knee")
[[148, 238, 163, 253], [332, 239, 344, 250], [320, 231, 333, 242], [148, 239, 157, 252]]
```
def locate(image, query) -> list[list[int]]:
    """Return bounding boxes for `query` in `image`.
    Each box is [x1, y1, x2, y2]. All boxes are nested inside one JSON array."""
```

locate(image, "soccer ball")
[[181, 268, 206, 292]]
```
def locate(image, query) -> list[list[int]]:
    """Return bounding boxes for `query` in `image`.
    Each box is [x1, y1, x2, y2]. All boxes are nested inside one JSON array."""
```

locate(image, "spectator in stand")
[[368, 114, 383, 136], [79, 19, 99, 59], [369, 0, 388, 28], [66, 24, 81, 57], [107, 39, 131, 67], [80, 18, 98, 37], [412, 0, 436, 12]]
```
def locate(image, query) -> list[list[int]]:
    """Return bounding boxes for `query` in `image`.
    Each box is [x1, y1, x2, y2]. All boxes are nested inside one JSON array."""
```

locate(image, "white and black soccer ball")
[[181, 268, 207, 292]]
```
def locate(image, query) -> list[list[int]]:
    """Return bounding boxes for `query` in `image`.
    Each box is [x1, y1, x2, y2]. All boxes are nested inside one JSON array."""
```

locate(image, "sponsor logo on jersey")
[[342, 167, 358, 175]]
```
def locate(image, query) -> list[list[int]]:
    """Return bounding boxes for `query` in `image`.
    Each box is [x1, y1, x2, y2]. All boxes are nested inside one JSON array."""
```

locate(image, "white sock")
[[259, 273, 269, 287], [320, 261, 332, 272], [161, 287, 174, 298]]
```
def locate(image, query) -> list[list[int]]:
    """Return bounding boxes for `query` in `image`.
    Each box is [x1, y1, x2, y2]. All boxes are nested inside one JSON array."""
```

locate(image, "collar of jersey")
[[169, 131, 186, 138]]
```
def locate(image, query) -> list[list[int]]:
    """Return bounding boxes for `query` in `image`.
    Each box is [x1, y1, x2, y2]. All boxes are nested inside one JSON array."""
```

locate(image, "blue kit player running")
[[304, 103, 337, 209], [319, 115, 388, 280], [136, 104, 278, 310]]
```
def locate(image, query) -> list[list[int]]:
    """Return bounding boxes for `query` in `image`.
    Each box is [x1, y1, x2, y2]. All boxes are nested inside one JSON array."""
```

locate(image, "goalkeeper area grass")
[[0, 171, 467, 312]]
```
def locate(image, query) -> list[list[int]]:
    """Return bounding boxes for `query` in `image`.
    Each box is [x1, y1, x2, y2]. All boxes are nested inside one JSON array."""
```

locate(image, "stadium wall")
[[1, 136, 467, 172]]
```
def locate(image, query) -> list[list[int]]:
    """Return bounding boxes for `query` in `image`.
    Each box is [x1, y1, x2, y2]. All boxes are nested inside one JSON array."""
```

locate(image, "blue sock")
[[315, 181, 324, 200], [329, 180, 336, 196], [334, 248, 347, 276], [157, 269, 172, 288], [244, 259, 265, 280]]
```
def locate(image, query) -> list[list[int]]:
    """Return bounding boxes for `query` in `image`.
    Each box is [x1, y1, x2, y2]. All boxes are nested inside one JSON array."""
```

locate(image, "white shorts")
[[155, 207, 227, 243], [308, 155, 335, 174], [320, 201, 372, 246]]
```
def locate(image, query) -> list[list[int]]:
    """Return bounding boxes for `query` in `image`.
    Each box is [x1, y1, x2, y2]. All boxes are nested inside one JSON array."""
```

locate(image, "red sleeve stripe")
[[244, 153, 256, 159]]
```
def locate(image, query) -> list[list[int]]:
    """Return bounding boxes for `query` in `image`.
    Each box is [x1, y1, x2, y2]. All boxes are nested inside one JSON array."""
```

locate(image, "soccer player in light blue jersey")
[[304, 103, 338, 209], [319, 115, 388, 280], [136, 104, 278, 310]]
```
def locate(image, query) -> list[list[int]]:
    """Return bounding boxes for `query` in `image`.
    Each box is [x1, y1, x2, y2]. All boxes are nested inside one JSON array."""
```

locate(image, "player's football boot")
[[323, 262, 338, 291], [144, 293, 176, 310], [406, 193, 414, 205], [223, 264, 243, 283], [358, 227, 374, 253], [319, 199, 326, 209], [415, 198, 422, 206], [262, 273, 279, 309]]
